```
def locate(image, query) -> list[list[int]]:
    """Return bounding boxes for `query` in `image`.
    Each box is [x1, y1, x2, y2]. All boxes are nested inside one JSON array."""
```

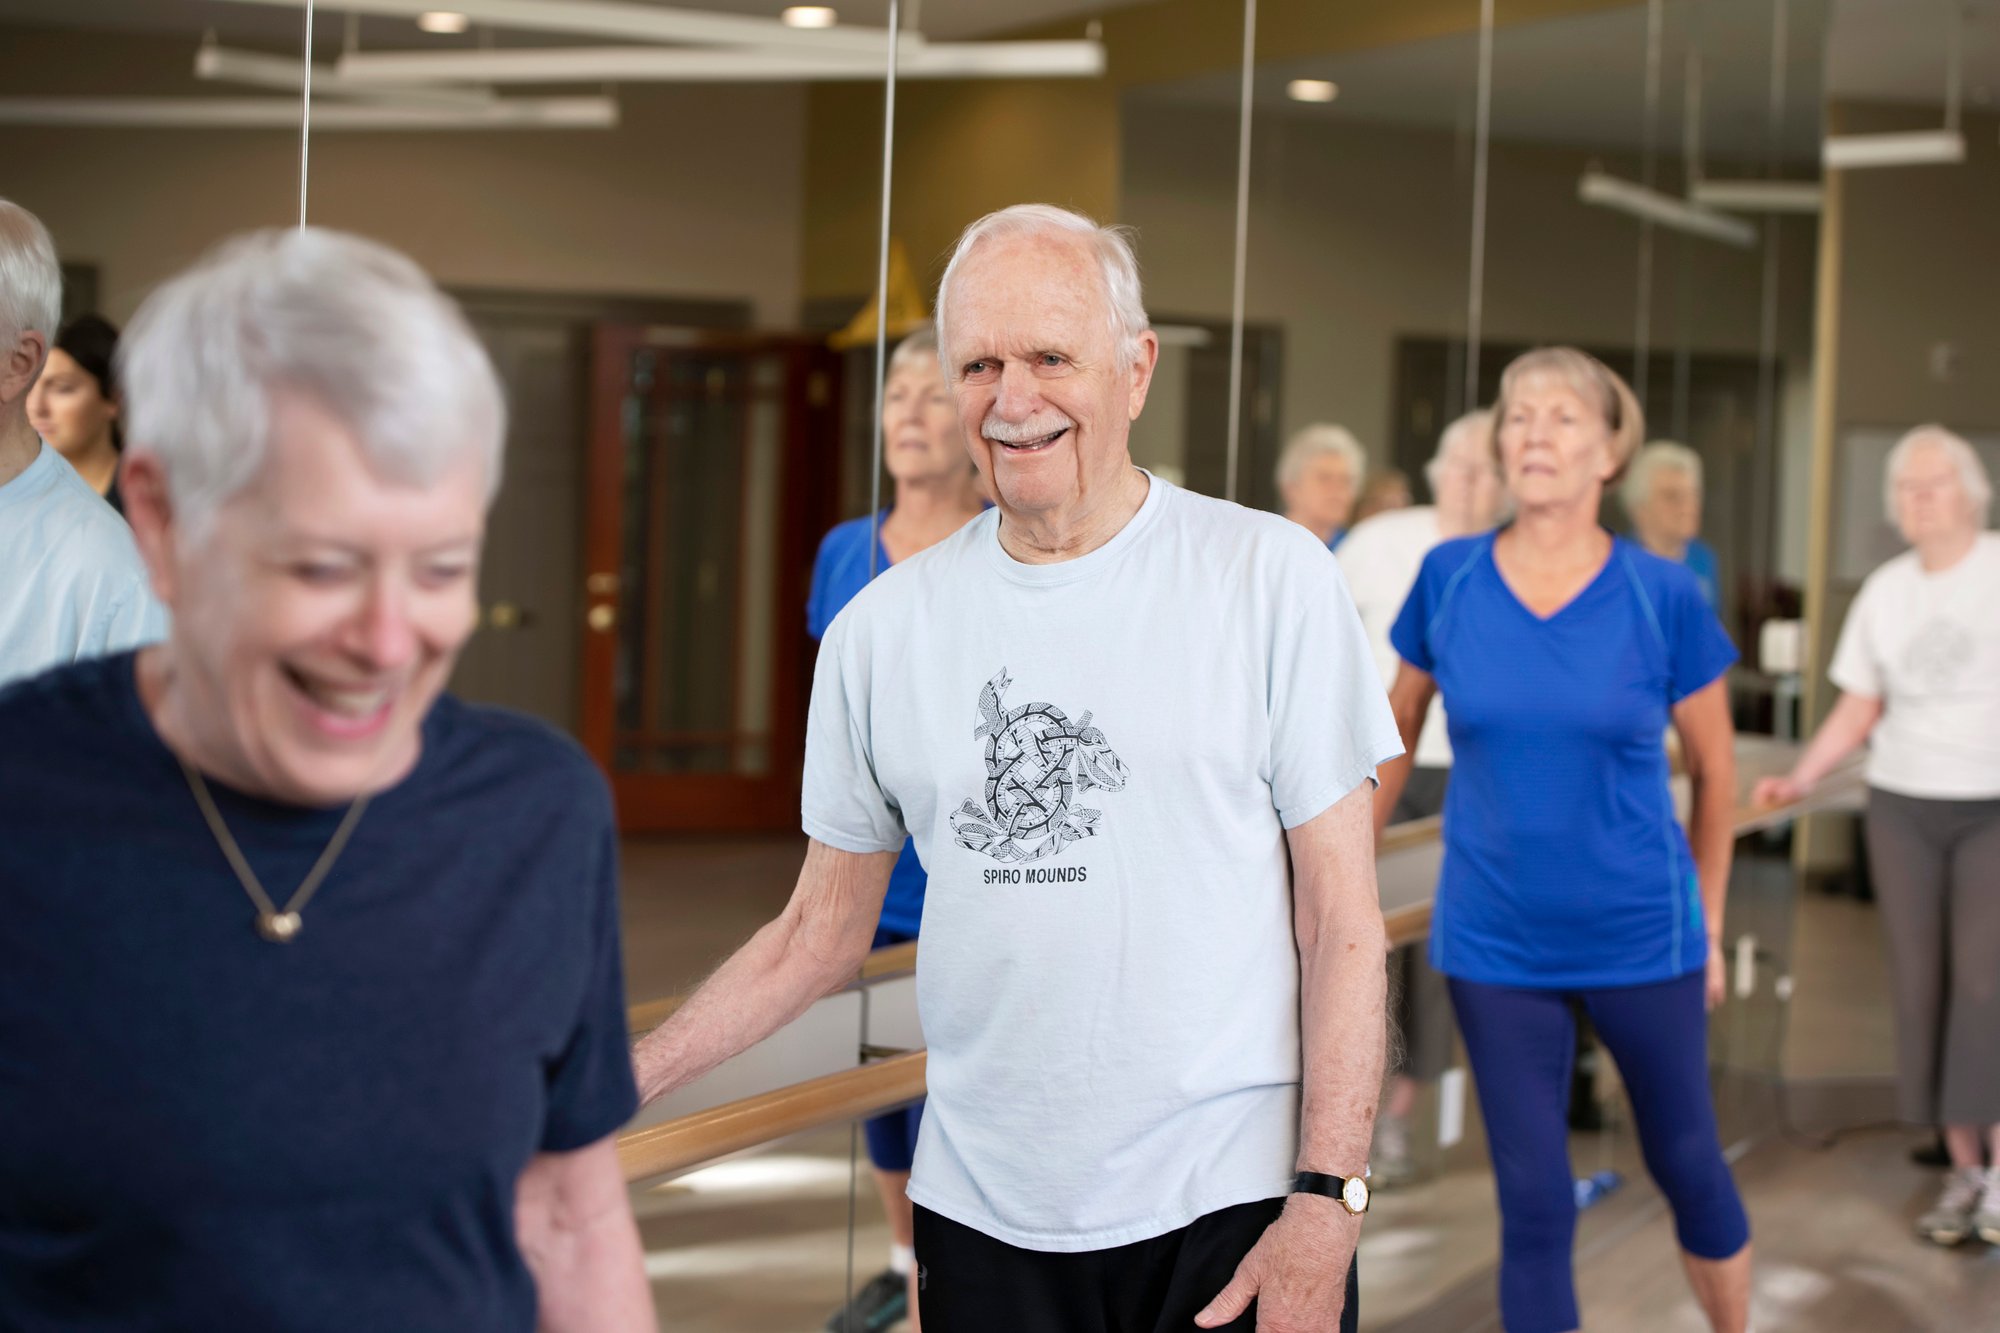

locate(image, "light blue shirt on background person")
[[0, 442, 166, 689]]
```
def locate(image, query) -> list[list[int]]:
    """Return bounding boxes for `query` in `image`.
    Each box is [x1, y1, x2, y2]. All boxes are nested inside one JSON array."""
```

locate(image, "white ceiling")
[[1134, 2, 1833, 165], [0, 0, 1136, 45]]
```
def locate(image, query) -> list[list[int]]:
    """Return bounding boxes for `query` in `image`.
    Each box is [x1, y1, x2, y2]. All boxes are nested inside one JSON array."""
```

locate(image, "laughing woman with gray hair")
[[1756, 425, 2000, 1250], [0, 230, 653, 1330]]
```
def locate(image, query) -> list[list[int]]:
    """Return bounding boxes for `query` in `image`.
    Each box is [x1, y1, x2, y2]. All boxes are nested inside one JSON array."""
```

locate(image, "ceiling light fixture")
[[1822, 129, 1966, 170], [417, 10, 471, 33], [781, 6, 837, 28], [1286, 79, 1337, 103], [1577, 170, 1757, 248], [337, 40, 1105, 84], [1688, 180, 1824, 214], [0, 94, 617, 130]]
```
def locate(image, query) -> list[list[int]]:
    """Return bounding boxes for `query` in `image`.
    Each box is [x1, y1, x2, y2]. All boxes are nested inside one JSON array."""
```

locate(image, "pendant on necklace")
[[258, 911, 303, 943]]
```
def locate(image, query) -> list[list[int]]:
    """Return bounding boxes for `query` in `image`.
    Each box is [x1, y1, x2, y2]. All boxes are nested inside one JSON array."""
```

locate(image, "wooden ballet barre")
[[620, 1051, 929, 1185]]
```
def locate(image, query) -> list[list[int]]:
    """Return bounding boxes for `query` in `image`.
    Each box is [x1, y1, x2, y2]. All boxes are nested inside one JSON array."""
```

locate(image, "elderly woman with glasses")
[[0, 230, 652, 1331]]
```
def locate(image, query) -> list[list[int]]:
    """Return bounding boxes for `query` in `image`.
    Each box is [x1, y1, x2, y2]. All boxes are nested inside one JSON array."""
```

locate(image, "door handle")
[[588, 605, 617, 633]]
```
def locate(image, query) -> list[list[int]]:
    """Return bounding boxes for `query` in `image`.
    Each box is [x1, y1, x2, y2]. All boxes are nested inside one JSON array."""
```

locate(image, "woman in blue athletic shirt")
[[810, 327, 984, 1333], [1375, 348, 1749, 1333]]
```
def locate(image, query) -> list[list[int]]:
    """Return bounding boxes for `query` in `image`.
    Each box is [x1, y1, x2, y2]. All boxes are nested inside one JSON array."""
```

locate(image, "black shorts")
[[913, 1199, 1359, 1333]]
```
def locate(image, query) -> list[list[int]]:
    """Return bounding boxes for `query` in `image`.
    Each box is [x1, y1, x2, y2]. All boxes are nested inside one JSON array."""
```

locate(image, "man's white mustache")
[[982, 412, 1076, 445]]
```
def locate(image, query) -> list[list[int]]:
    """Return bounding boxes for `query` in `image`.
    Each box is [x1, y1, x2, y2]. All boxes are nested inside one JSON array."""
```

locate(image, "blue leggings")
[[1449, 970, 1750, 1333]]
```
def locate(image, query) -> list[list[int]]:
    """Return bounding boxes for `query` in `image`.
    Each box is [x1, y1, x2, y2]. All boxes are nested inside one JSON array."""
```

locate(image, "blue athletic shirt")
[[808, 513, 925, 938], [1683, 537, 1720, 610], [1389, 532, 1738, 989], [0, 654, 637, 1331]]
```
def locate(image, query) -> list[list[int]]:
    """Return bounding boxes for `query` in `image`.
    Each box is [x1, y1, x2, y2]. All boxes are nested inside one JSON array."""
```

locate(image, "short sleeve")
[[1827, 575, 1883, 699], [540, 814, 641, 1152], [1267, 537, 1406, 829], [1388, 549, 1445, 675], [1663, 568, 1739, 702], [801, 613, 908, 854]]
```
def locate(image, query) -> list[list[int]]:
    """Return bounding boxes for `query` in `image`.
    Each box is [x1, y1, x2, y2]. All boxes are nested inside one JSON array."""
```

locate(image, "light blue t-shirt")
[[0, 443, 166, 689], [807, 512, 926, 940], [1390, 532, 1737, 989], [804, 475, 1402, 1250]]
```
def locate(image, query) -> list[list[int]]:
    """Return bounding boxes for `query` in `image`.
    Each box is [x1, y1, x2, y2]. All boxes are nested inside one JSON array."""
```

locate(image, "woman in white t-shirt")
[[1756, 425, 2000, 1250]]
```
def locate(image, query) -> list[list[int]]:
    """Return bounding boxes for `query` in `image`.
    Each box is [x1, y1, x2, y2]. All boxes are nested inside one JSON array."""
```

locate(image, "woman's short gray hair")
[[1885, 424, 1992, 525], [935, 204, 1150, 374], [0, 197, 61, 349], [119, 227, 504, 538], [1424, 410, 1494, 491], [888, 326, 940, 379], [1276, 423, 1368, 492], [1620, 440, 1704, 514]]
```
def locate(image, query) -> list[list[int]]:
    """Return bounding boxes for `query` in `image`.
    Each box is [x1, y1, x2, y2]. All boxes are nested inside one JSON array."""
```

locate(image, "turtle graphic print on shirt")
[[950, 668, 1129, 864]]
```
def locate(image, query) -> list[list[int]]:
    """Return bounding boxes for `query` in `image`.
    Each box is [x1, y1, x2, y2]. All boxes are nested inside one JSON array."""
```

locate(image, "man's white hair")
[[119, 227, 505, 538], [934, 203, 1150, 375], [1885, 424, 1992, 525], [0, 197, 62, 352], [1276, 423, 1368, 492], [1620, 440, 1704, 515], [1425, 409, 1494, 492]]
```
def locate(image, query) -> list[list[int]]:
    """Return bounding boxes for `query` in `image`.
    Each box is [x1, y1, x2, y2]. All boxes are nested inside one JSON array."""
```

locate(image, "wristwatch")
[[1294, 1169, 1371, 1216]]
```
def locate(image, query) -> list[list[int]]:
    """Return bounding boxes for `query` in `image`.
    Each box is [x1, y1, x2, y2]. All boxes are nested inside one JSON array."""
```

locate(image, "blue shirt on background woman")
[[1373, 347, 1750, 1333]]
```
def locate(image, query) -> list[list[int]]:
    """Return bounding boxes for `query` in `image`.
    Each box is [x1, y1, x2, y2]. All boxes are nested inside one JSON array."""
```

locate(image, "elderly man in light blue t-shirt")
[[0, 199, 164, 689], [635, 204, 1402, 1333]]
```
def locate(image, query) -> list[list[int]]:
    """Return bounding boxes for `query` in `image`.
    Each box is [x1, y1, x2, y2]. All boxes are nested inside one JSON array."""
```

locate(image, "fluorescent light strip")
[[336, 40, 1105, 84], [1822, 130, 1965, 170], [195, 44, 497, 109], [1577, 171, 1757, 248], [0, 96, 617, 130], [1688, 179, 1823, 213], [211, 0, 920, 56]]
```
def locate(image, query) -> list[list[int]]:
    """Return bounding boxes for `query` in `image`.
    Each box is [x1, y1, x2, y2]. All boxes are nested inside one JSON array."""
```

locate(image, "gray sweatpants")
[[1865, 787, 2000, 1126]]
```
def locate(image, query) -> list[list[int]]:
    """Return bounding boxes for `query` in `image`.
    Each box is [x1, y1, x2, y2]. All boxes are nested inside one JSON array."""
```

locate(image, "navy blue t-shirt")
[[1389, 533, 1737, 989], [0, 654, 638, 1331], [807, 512, 925, 939]]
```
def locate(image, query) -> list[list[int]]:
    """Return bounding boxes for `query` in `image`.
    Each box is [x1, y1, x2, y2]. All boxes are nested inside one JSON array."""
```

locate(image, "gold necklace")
[[178, 758, 371, 943]]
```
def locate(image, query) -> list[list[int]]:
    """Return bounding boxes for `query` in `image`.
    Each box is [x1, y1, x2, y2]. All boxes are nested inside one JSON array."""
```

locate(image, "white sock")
[[890, 1244, 916, 1277]]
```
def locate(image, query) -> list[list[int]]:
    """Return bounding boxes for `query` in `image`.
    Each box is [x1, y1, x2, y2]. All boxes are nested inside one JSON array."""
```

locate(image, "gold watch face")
[[1342, 1176, 1371, 1214]]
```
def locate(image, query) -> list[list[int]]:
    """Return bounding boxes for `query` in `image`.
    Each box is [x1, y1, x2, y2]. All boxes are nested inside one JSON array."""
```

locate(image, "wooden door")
[[580, 327, 842, 831]]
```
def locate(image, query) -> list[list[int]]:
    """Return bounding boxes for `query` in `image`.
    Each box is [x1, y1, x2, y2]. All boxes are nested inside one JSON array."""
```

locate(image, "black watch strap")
[[1293, 1170, 1364, 1205]]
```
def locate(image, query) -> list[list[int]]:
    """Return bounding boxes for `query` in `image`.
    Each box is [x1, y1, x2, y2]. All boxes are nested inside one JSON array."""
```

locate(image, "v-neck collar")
[[1488, 529, 1622, 625]]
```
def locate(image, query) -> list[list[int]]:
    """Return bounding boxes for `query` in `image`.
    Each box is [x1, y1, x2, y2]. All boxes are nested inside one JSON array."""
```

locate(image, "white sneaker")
[[1973, 1167, 2000, 1246], [1915, 1166, 1984, 1246]]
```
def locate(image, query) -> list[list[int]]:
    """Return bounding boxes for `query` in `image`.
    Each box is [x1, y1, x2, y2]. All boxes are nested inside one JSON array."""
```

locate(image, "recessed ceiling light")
[[417, 11, 471, 35], [1287, 79, 1338, 103], [781, 6, 838, 27]]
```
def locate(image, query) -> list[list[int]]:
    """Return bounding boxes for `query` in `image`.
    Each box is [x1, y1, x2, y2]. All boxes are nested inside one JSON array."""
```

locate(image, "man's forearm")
[[1291, 788, 1391, 1179], [632, 842, 893, 1105], [1296, 896, 1389, 1177]]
